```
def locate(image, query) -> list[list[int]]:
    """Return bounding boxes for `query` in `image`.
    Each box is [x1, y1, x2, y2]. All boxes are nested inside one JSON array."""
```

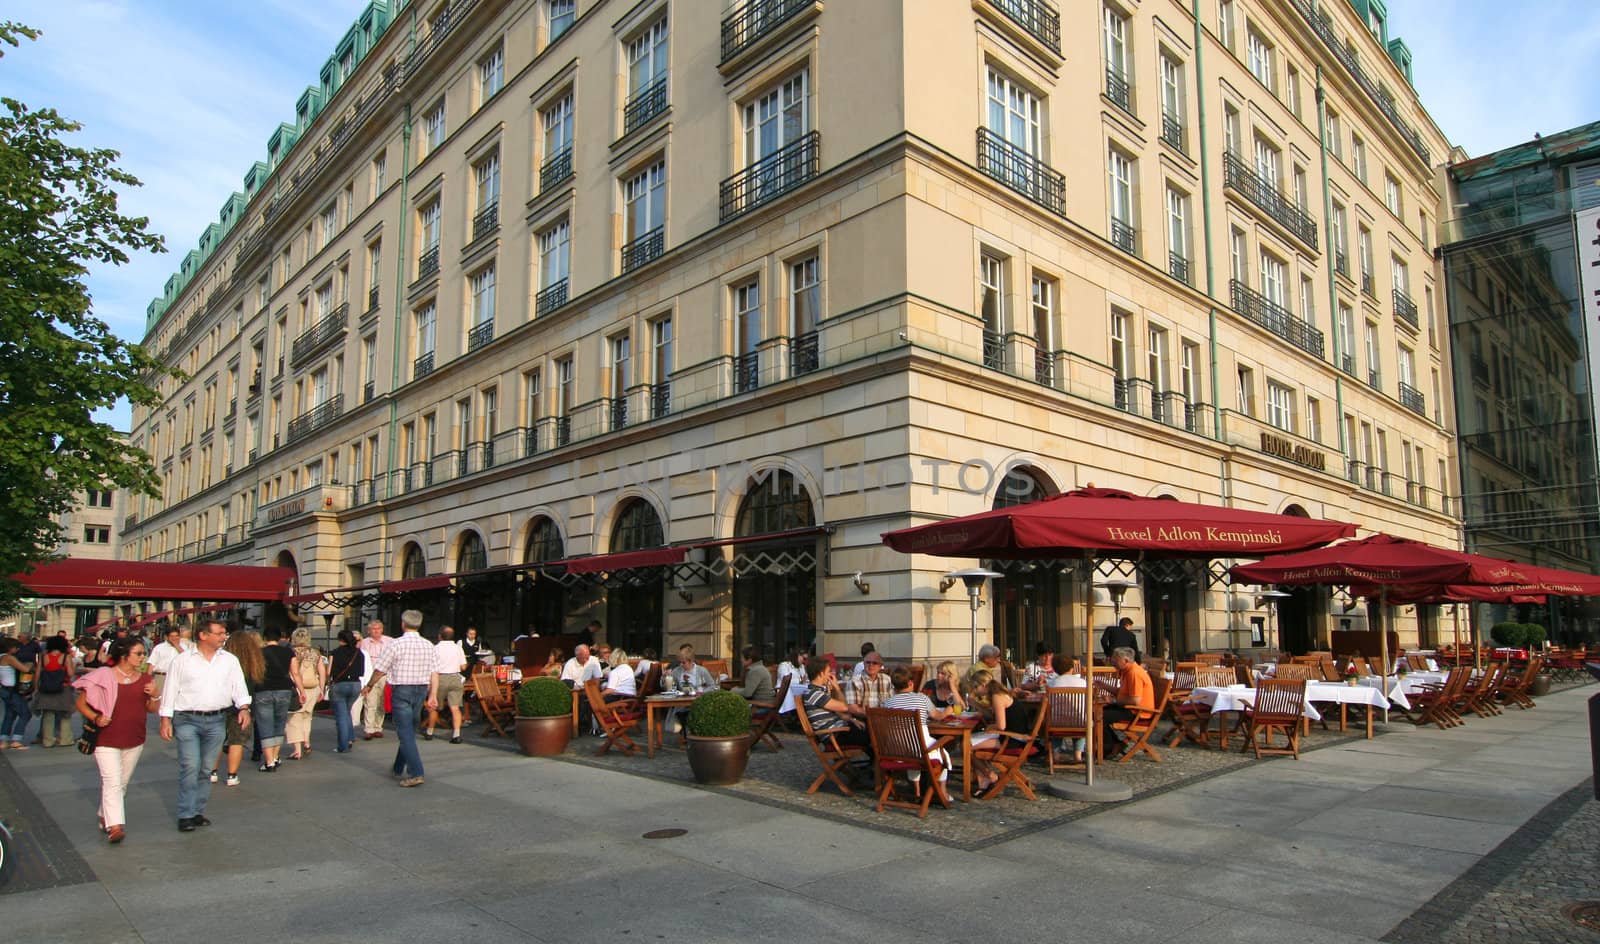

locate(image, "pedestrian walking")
[[32, 636, 78, 747], [425, 626, 467, 743], [357, 620, 391, 739], [252, 627, 294, 771], [360, 610, 437, 787], [286, 628, 326, 759], [72, 638, 159, 843], [326, 629, 364, 752], [0, 638, 34, 749], [158, 620, 251, 832], [211, 630, 263, 787]]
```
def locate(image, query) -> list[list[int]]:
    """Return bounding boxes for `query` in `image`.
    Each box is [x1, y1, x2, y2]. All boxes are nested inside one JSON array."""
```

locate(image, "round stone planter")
[[686, 734, 751, 784], [515, 715, 571, 757], [1529, 674, 1551, 697]]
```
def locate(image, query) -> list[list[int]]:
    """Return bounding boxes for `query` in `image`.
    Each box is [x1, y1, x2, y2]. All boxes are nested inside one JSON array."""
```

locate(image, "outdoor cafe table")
[[643, 694, 697, 758], [1303, 681, 1393, 737], [1185, 686, 1321, 748], [928, 715, 983, 801]]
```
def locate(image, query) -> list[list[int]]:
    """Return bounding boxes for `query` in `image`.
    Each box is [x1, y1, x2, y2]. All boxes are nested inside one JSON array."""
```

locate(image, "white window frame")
[[547, 0, 576, 41], [423, 99, 446, 154], [478, 45, 505, 103], [470, 265, 496, 328], [626, 17, 668, 101], [1246, 28, 1275, 91], [414, 302, 436, 359], [1266, 380, 1295, 432], [744, 69, 810, 166], [542, 94, 574, 163], [538, 219, 570, 290], [790, 255, 820, 338], [1108, 147, 1135, 228], [986, 68, 1041, 156], [474, 151, 501, 211], [624, 159, 666, 244]]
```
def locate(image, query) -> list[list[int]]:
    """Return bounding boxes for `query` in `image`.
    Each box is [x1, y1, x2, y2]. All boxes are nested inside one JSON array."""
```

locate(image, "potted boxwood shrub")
[[515, 676, 573, 757], [684, 689, 752, 785]]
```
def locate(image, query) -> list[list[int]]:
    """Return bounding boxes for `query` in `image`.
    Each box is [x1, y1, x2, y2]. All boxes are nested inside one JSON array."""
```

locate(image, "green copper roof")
[[1452, 119, 1600, 181]]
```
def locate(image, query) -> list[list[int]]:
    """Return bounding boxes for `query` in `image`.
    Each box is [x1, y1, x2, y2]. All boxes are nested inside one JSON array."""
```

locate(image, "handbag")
[[76, 718, 100, 755]]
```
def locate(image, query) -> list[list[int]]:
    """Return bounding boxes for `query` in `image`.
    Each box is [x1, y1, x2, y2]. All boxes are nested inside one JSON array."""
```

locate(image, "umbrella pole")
[[1084, 580, 1095, 787], [1379, 588, 1390, 724]]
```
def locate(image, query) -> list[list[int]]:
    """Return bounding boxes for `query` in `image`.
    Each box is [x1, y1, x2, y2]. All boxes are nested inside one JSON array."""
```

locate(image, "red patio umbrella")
[[883, 487, 1355, 789]]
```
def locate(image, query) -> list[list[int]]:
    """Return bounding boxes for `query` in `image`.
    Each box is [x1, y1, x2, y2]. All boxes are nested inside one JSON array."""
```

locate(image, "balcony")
[[555, 415, 572, 447], [1398, 381, 1425, 415], [363, 380, 375, 403], [248, 448, 259, 464], [982, 329, 1004, 371], [1229, 280, 1325, 359], [720, 131, 820, 222], [1392, 288, 1419, 329], [1340, 353, 1356, 376], [467, 319, 494, 353], [367, 285, 379, 313], [1168, 251, 1191, 286], [721, 0, 813, 64], [417, 245, 440, 281], [1105, 69, 1133, 115], [620, 226, 665, 273], [651, 381, 671, 419], [610, 398, 629, 431], [1361, 271, 1375, 297], [471, 203, 499, 243], [790, 330, 819, 377], [1160, 113, 1185, 153], [1289, 0, 1431, 165], [290, 303, 348, 367], [1034, 347, 1053, 386], [976, 127, 1064, 215], [735, 351, 760, 393], [1367, 368, 1381, 389], [1334, 251, 1349, 277], [413, 351, 435, 381], [224, 399, 236, 420], [983, 0, 1060, 55], [1222, 152, 1318, 248], [540, 146, 573, 192], [285, 394, 344, 444], [1110, 218, 1137, 254], [623, 75, 668, 136], [535, 278, 568, 316]]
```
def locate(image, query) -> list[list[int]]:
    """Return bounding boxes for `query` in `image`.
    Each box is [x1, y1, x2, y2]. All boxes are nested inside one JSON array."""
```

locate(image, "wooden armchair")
[[472, 674, 515, 738], [1162, 664, 1198, 747], [1460, 663, 1505, 718], [700, 659, 730, 681], [583, 679, 644, 756], [866, 708, 953, 817], [749, 674, 791, 751], [970, 698, 1047, 801], [1044, 686, 1090, 772], [1193, 653, 1224, 666], [1241, 679, 1306, 759], [1410, 666, 1470, 728], [1273, 663, 1317, 681], [1498, 656, 1542, 709], [795, 699, 866, 796], [1109, 677, 1171, 764]]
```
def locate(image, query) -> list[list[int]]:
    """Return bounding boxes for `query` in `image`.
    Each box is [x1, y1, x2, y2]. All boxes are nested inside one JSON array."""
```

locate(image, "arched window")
[[736, 469, 814, 535], [523, 517, 563, 563], [607, 499, 666, 655], [457, 530, 487, 572], [611, 498, 664, 552], [989, 466, 1061, 661], [521, 517, 565, 638], [401, 542, 426, 580], [993, 466, 1050, 509], [732, 470, 817, 662]]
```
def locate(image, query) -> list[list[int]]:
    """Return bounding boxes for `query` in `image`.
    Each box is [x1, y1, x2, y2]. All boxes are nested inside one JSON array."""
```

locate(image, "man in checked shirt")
[[361, 610, 439, 787]]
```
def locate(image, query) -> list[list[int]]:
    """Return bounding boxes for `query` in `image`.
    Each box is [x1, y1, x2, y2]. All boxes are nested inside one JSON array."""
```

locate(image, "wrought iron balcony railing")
[[1229, 280, 1325, 359], [540, 146, 573, 191], [467, 319, 494, 353], [982, 329, 1004, 370], [1160, 113, 1185, 153], [1340, 353, 1356, 376], [1392, 287, 1419, 329], [1361, 271, 1376, 297], [610, 397, 628, 431], [286, 394, 344, 443], [1334, 250, 1349, 277], [976, 127, 1064, 215], [290, 303, 348, 366], [413, 351, 435, 380], [790, 330, 819, 377], [363, 380, 374, 403], [719, 131, 820, 222], [1222, 152, 1318, 247], [554, 415, 571, 447], [472, 203, 499, 242], [651, 381, 671, 419], [1168, 251, 1191, 285], [983, 0, 1061, 54], [720, 0, 812, 63], [1110, 218, 1136, 253], [620, 226, 665, 273], [1105, 69, 1133, 115], [735, 351, 761, 393], [623, 75, 668, 136], [367, 285, 379, 313], [1034, 347, 1053, 386], [417, 245, 440, 280], [1398, 381, 1425, 415], [535, 278, 568, 316]]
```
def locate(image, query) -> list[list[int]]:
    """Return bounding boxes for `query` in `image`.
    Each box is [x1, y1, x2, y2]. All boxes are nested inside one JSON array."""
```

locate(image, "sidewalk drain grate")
[[641, 828, 687, 839], [1564, 902, 1600, 931]]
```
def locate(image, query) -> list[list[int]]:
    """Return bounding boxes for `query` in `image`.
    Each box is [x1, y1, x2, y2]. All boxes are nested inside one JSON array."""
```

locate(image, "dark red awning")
[[693, 526, 830, 549], [377, 575, 453, 594], [564, 547, 687, 575], [1232, 534, 1537, 589], [13, 559, 296, 602], [284, 592, 329, 606]]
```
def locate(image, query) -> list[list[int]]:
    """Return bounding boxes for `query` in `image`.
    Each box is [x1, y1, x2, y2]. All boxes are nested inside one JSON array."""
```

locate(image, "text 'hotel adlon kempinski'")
[[124, 0, 1464, 662]]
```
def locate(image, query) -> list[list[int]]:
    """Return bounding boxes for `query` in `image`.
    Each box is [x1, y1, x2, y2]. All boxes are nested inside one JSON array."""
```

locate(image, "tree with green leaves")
[[0, 22, 169, 612]]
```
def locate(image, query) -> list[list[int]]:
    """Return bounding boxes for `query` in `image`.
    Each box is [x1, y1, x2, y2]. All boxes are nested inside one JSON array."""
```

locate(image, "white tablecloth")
[[1306, 680, 1395, 711], [1188, 686, 1321, 720]]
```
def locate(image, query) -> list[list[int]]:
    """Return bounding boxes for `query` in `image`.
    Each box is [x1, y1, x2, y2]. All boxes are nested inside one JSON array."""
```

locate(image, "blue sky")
[[7, 1, 1599, 431]]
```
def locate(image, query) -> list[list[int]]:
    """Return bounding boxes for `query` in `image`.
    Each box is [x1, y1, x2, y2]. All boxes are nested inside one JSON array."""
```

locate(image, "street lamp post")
[[1049, 577, 1135, 802], [1257, 589, 1291, 652]]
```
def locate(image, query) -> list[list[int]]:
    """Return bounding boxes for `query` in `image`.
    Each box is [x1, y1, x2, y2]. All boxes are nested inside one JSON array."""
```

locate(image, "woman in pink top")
[[73, 639, 160, 844]]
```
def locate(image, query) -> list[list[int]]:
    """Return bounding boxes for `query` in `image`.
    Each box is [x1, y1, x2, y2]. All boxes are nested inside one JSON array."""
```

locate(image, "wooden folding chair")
[[472, 674, 515, 738], [1110, 677, 1170, 764], [866, 708, 952, 817], [1460, 663, 1505, 718], [749, 674, 791, 751], [1410, 666, 1470, 728], [1193, 653, 1223, 666], [794, 699, 866, 796], [1172, 667, 1236, 748], [1241, 679, 1306, 759], [1273, 663, 1316, 681], [970, 699, 1047, 801], [1044, 686, 1090, 773], [1162, 664, 1197, 747], [1498, 656, 1542, 709], [1406, 654, 1430, 671], [582, 679, 643, 755]]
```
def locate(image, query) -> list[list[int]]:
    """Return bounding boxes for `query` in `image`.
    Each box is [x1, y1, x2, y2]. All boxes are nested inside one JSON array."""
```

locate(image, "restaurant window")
[[988, 466, 1064, 663], [732, 470, 817, 663], [456, 530, 488, 572], [523, 516, 566, 637], [401, 542, 427, 580], [607, 498, 667, 656]]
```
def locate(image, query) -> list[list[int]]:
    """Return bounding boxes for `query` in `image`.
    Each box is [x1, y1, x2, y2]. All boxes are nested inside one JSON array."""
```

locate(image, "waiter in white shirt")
[[147, 626, 192, 695], [159, 620, 251, 832]]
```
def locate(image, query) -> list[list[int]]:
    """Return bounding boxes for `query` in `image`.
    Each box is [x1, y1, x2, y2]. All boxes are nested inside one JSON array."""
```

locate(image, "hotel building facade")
[[123, 0, 1459, 661]]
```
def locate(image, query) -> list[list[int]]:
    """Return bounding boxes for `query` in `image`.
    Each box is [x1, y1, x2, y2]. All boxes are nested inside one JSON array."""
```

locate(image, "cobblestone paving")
[[1385, 777, 1599, 944]]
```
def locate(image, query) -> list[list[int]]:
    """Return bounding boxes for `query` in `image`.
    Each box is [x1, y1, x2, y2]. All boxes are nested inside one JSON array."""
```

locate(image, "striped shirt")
[[801, 684, 848, 733], [371, 631, 437, 686]]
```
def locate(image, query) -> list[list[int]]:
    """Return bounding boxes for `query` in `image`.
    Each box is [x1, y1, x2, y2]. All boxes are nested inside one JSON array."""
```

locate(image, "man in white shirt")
[[559, 644, 603, 685], [159, 620, 251, 832], [357, 620, 392, 739], [147, 626, 191, 694], [426, 626, 468, 743]]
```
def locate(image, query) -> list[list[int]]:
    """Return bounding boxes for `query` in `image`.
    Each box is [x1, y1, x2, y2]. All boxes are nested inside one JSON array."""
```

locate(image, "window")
[[1393, 257, 1410, 299], [624, 159, 666, 249], [1217, 0, 1236, 51], [1236, 364, 1255, 415], [542, 93, 574, 165], [1325, 109, 1342, 159], [1159, 54, 1184, 134], [474, 151, 501, 212], [523, 368, 542, 427], [651, 317, 673, 384], [734, 280, 762, 391], [423, 99, 445, 155], [1351, 134, 1367, 182], [1364, 320, 1379, 385], [477, 45, 504, 105], [1108, 148, 1135, 248], [361, 335, 376, 398], [1166, 187, 1190, 277], [547, 0, 575, 41], [1246, 28, 1275, 91], [455, 396, 474, 450], [979, 253, 1007, 360], [1229, 227, 1248, 284], [1266, 380, 1294, 432], [483, 387, 498, 446], [1223, 105, 1241, 156], [1253, 137, 1282, 191], [87, 489, 113, 508], [1031, 274, 1055, 364], [1299, 275, 1315, 325], [538, 219, 570, 290], [1259, 251, 1286, 308], [745, 70, 810, 168], [366, 240, 382, 308], [790, 255, 820, 340], [1384, 173, 1403, 215], [1103, 6, 1131, 105], [1357, 226, 1374, 291], [1331, 202, 1348, 265], [986, 68, 1041, 157], [1337, 303, 1356, 367], [1147, 325, 1169, 403], [419, 200, 441, 256], [320, 203, 337, 247], [1286, 65, 1301, 118], [315, 281, 333, 322], [626, 17, 668, 110], [1397, 344, 1416, 390], [1110, 310, 1132, 389], [609, 333, 631, 425], [413, 302, 436, 361], [1292, 166, 1308, 210], [83, 526, 110, 544], [470, 266, 495, 329], [1305, 395, 1322, 442]]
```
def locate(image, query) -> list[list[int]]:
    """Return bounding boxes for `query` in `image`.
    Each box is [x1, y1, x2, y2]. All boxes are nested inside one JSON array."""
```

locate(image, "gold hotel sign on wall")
[[266, 496, 307, 523], [1259, 431, 1327, 471]]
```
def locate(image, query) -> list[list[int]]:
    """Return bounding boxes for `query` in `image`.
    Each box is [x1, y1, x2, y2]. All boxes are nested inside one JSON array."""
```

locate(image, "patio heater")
[[1047, 577, 1138, 802], [1098, 577, 1137, 660], [1256, 589, 1290, 652], [944, 568, 1002, 665]]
